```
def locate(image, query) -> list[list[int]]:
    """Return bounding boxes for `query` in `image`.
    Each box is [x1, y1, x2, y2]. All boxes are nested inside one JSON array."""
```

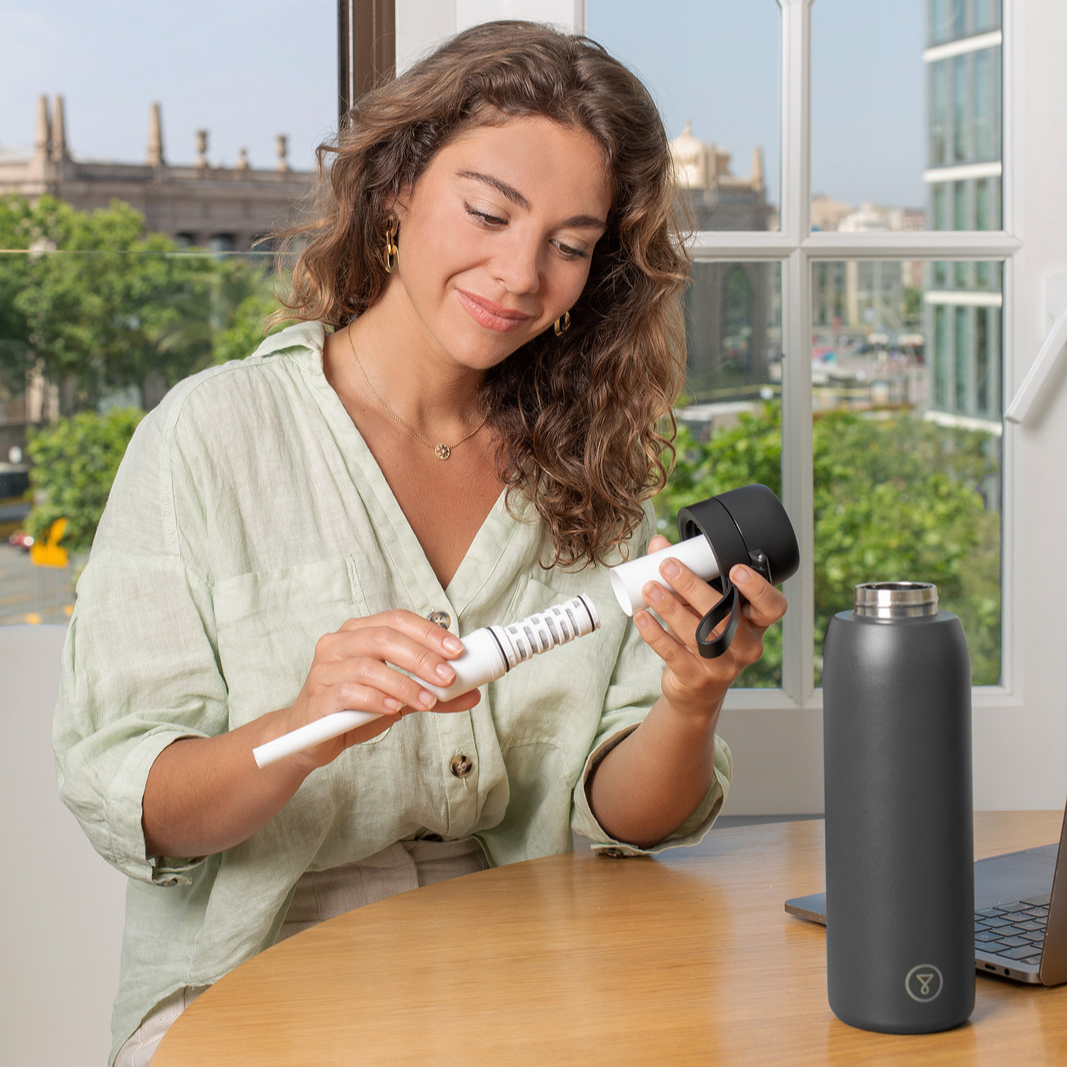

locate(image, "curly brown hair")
[[280, 20, 691, 568]]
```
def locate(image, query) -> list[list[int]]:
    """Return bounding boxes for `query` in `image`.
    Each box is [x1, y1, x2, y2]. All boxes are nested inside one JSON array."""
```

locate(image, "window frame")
[[675, 0, 1018, 715], [375, 0, 1019, 714]]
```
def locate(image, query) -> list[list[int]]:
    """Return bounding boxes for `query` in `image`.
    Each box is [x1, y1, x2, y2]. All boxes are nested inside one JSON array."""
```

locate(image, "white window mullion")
[[776, 0, 814, 705], [995, 0, 1021, 704], [802, 231, 1020, 260], [781, 248, 816, 705], [778, 0, 811, 244]]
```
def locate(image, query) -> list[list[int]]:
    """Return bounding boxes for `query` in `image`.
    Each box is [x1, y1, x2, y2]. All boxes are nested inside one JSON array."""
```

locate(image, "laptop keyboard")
[[974, 894, 1050, 964]]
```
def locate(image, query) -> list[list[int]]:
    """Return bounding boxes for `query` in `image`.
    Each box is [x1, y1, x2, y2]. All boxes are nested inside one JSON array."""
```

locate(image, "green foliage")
[[0, 194, 286, 415], [25, 409, 144, 554], [656, 406, 786, 686], [0, 194, 290, 567], [656, 402, 1002, 687], [205, 259, 289, 366]]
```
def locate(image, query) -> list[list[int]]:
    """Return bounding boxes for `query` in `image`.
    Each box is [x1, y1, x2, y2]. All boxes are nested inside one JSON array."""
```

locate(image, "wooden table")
[[152, 811, 1067, 1066]]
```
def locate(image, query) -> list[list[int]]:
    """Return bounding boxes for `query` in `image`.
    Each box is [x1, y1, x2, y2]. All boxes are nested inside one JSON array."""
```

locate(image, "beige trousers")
[[115, 838, 487, 1067]]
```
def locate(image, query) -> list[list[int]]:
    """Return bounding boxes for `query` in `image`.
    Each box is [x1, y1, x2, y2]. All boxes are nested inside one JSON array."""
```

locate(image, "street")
[[0, 544, 75, 626]]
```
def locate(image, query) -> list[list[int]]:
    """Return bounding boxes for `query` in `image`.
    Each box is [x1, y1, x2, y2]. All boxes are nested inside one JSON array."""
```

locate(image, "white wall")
[[1, 625, 127, 1067], [396, 0, 583, 71], [974, 0, 1067, 810]]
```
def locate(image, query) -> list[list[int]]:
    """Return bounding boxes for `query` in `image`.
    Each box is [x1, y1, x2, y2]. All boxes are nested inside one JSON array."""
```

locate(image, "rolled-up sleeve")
[[569, 506, 732, 856], [52, 396, 227, 884]]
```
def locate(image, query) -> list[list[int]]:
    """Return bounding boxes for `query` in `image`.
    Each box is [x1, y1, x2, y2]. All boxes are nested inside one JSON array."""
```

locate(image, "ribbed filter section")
[[497, 595, 599, 667]]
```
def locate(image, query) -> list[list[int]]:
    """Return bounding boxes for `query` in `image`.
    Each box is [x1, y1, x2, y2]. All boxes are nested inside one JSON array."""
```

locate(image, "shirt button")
[[450, 754, 474, 778], [428, 610, 452, 629]]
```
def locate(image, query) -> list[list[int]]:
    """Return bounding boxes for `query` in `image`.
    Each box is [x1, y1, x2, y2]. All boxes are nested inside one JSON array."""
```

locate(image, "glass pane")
[[586, 0, 781, 232], [1, 3, 329, 622], [811, 259, 1003, 687], [0, 245, 289, 626], [0, 3, 335, 251], [654, 260, 784, 688], [813, 1, 1002, 232]]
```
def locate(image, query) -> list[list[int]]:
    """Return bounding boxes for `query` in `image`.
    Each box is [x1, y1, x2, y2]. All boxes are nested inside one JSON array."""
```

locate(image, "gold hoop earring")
[[554, 310, 571, 337], [382, 216, 399, 274]]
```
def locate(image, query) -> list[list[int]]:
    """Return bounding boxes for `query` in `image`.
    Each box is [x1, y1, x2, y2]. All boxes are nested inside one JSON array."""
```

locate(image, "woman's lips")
[[457, 290, 533, 333]]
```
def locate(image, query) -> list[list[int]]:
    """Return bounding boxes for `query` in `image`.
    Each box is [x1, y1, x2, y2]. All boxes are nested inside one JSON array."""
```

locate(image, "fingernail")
[[443, 636, 464, 654], [435, 662, 455, 681], [419, 689, 437, 708], [661, 559, 681, 579], [384, 697, 402, 711], [635, 611, 651, 629], [644, 581, 664, 603], [732, 565, 751, 584]]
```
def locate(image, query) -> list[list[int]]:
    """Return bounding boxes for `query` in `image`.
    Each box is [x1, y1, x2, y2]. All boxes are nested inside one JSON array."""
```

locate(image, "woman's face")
[[386, 115, 612, 370]]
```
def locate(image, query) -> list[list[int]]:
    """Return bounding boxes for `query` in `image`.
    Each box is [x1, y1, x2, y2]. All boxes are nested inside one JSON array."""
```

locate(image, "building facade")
[[669, 120, 774, 407], [0, 96, 314, 251], [923, 0, 1004, 427]]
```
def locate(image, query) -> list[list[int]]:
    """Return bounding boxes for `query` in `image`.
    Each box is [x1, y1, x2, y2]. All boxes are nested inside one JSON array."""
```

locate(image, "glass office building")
[[925, 0, 1003, 426]]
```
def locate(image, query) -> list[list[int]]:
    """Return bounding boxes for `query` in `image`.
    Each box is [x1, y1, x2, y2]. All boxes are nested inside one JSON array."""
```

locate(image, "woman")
[[53, 21, 787, 1066]]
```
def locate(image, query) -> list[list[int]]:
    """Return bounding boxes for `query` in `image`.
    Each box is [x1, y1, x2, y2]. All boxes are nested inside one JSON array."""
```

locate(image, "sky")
[[1, 1, 929, 210]]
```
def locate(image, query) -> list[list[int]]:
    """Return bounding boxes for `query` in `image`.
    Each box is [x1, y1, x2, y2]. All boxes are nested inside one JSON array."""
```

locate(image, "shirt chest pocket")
[[213, 557, 368, 728]]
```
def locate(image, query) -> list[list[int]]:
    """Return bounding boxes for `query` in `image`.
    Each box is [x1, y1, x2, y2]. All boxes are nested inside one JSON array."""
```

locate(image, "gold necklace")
[[346, 326, 487, 460]]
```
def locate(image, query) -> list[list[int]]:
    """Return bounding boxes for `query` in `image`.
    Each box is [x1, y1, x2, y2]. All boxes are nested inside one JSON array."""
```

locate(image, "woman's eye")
[[554, 240, 589, 261], [466, 204, 507, 227]]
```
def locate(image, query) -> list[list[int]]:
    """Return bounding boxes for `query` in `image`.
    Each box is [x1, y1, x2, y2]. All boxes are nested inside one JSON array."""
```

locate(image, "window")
[[0, 3, 335, 623], [587, 0, 1010, 701]]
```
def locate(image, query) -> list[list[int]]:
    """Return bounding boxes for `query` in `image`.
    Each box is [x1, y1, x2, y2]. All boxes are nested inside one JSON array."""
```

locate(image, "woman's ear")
[[386, 185, 412, 224]]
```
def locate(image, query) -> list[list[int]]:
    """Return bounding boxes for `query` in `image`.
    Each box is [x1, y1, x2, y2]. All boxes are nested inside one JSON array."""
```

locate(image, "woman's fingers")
[[286, 610, 479, 764], [635, 550, 789, 716], [730, 564, 788, 628], [334, 610, 464, 682]]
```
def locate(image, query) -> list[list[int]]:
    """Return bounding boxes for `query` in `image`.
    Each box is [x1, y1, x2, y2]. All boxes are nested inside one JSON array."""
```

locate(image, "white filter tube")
[[424, 595, 599, 701], [252, 595, 599, 768], [608, 535, 720, 616], [422, 627, 510, 702], [252, 709, 380, 768]]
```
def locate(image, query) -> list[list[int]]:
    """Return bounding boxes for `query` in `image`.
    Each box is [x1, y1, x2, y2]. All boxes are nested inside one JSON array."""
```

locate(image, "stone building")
[[669, 119, 773, 407], [0, 96, 314, 251]]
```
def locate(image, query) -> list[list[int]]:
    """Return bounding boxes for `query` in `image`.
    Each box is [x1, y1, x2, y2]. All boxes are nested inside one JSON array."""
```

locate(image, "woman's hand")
[[634, 534, 788, 722], [586, 536, 788, 848], [143, 609, 479, 860], [277, 610, 481, 770]]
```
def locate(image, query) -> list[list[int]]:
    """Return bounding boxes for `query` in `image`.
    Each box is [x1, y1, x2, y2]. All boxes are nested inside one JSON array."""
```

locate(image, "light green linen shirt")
[[52, 321, 731, 1062]]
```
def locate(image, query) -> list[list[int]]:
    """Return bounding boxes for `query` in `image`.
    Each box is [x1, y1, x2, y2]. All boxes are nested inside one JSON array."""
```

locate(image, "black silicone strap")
[[676, 497, 748, 659], [694, 581, 741, 658]]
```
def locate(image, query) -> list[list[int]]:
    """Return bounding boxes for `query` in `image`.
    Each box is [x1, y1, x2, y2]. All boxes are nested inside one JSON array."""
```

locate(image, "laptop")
[[785, 804, 1067, 986]]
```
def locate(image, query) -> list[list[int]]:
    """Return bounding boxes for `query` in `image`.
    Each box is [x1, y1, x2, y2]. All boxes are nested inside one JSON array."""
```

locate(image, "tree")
[[0, 195, 226, 415], [25, 408, 144, 555], [655, 402, 1001, 687], [0, 196, 37, 395], [154, 254, 288, 370]]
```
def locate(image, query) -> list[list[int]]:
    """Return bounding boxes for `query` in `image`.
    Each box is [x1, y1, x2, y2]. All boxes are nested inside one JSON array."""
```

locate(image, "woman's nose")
[[493, 236, 542, 296]]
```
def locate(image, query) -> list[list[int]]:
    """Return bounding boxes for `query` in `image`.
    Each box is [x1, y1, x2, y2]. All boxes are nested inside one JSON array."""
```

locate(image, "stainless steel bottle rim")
[[853, 582, 939, 618]]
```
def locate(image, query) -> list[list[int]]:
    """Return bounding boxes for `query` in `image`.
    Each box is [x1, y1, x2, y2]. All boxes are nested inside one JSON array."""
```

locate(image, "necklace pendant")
[[434, 443, 452, 460]]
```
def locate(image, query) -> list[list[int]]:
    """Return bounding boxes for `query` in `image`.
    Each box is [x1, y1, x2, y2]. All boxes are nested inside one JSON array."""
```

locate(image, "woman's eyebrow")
[[456, 169, 606, 230], [457, 169, 531, 210]]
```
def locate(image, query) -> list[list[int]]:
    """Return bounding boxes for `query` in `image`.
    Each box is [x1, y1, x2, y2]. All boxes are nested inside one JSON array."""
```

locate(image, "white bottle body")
[[608, 535, 719, 616]]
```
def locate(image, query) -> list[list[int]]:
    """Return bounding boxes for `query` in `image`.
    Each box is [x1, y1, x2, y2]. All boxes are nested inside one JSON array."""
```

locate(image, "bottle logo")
[[905, 964, 944, 1002]]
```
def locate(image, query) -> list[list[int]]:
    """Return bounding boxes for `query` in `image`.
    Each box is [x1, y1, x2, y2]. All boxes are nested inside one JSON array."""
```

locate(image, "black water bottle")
[[822, 581, 974, 1033]]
